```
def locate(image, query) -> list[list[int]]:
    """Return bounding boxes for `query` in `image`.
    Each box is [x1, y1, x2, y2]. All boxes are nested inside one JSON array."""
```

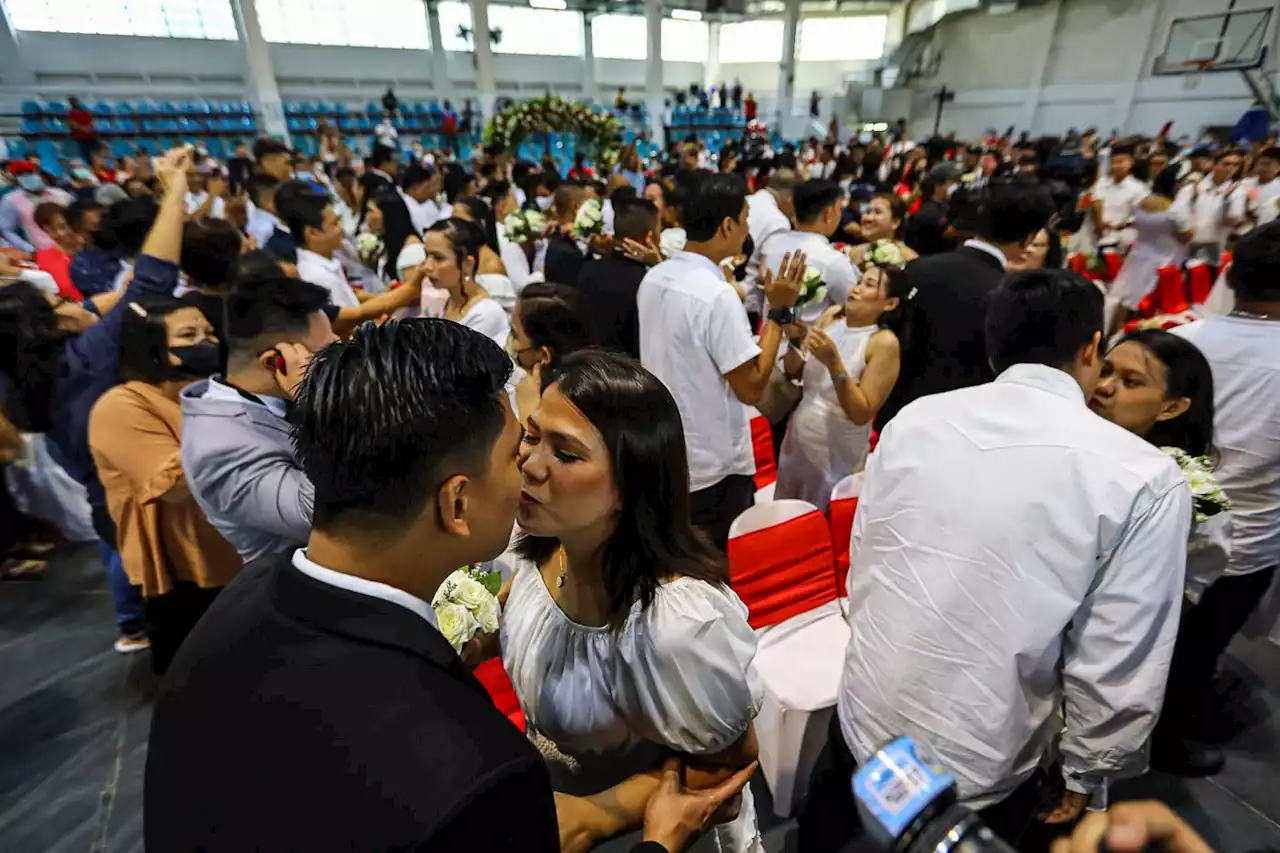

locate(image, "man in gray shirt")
[[181, 275, 336, 563]]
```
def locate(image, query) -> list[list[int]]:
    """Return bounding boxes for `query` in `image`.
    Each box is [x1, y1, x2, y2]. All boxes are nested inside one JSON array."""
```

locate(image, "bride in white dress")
[[502, 351, 765, 853]]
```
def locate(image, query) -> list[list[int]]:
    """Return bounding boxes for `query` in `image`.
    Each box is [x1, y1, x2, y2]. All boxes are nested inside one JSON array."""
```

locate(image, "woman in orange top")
[[88, 294, 242, 673], [33, 202, 85, 301]]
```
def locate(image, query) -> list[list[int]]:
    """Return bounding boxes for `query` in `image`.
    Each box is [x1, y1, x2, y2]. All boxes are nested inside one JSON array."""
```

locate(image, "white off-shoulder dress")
[[502, 560, 765, 852]]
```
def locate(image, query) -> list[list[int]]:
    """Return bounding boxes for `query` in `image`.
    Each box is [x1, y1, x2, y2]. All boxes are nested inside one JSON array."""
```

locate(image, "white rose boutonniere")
[[863, 239, 906, 270], [434, 602, 480, 653], [572, 198, 605, 241]]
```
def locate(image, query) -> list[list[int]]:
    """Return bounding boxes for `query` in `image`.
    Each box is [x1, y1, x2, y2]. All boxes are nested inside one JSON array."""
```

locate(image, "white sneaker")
[[114, 633, 151, 654]]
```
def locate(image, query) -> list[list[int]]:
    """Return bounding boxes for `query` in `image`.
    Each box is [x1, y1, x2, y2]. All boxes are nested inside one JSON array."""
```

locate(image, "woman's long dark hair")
[[0, 282, 63, 432], [454, 195, 501, 256], [1150, 164, 1182, 201], [516, 351, 725, 628], [375, 188, 417, 283], [869, 264, 915, 347], [516, 283, 597, 370], [1116, 329, 1216, 458]]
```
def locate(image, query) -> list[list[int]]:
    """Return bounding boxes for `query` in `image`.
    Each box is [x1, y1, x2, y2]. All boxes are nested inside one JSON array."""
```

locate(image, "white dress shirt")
[[1176, 176, 1247, 247], [839, 363, 1190, 808], [962, 238, 1008, 269], [246, 206, 281, 248], [638, 251, 760, 491], [296, 248, 360, 308], [744, 189, 793, 316], [762, 230, 860, 325], [1174, 318, 1280, 576], [399, 187, 440, 235], [1240, 176, 1280, 232], [185, 190, 226, 220], [292, 548, 439, 631], [1090, 174, 1146, 245]]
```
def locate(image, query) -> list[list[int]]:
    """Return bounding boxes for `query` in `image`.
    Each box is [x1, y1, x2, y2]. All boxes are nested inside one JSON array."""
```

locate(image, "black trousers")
[[143, 583, 222, 675], [797, 712, 1047, 853], [691, 474, 756, 553], [1156, 565, 1277, 738]]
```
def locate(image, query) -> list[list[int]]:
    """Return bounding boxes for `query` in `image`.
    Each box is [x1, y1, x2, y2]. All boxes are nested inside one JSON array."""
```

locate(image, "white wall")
[[904, 0, 1278, 140]]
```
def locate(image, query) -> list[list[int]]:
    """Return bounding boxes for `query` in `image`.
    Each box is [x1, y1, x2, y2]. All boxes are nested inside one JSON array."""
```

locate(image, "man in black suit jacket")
[[577, 196, 661, 358], [145, 319, 752, 853], [545, 180, 591, 285], [357, 144, 398, 226], [876, 181, 1054, 429]]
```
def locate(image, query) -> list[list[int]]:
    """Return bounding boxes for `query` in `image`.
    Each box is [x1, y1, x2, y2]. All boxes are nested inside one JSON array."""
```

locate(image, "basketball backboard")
[[1153, 7, 1273, 75]]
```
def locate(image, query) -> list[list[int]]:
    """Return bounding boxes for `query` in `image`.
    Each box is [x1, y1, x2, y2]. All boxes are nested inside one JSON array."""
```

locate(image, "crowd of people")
[[0, 111, 1278, 853]]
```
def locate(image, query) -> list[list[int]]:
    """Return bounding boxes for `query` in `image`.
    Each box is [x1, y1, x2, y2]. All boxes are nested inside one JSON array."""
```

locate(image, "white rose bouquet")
[[503, 209, 548, 246], [1162, 447, 1231, 525], [863, 239, 906, 269], [355, 232, 383, 267], [431, 565, 502, 653], [795, 266, 827, 308], [572, 198, 605, 240]]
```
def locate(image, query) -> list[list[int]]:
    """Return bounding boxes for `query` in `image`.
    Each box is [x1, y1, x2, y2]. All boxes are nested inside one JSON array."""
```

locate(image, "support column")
[[777, 0, 800, 136], [704, 22, 722, 93], [582, 13, 598, 105], [230, 0, 288, 142], [1019, 0, 1064, 134], [644, 0, 665, 148], [426, 0, 449, 100], [469, 0, 497, 121]]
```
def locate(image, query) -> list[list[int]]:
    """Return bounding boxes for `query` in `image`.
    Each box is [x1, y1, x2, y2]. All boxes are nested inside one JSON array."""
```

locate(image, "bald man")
[[744, 167, 797, 320]]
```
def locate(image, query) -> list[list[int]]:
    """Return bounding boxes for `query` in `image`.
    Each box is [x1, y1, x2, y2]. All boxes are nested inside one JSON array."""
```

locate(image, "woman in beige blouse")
[[89, 294, 241, 673]]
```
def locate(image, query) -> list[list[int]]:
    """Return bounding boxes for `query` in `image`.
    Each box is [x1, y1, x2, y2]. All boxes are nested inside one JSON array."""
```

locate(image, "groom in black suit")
[[876, 181, 1056, 429], [145, 319, 753, 852]]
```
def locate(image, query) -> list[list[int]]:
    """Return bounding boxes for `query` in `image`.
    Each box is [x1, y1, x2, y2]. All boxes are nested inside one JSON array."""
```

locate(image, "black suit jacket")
[[876, 245, 1006, 430], [577, 253, 647, 359], [144, 554, 561, 851], [545, 233, 588, 286]]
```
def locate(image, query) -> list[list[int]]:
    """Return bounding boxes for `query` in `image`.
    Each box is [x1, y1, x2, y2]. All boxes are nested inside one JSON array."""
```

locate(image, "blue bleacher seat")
[[136, 102, 159, 115], [110, 139, 133, 159], [116, 118, 138, 133], [135, 139, 159, 155], [42, 118, 68, 135], [356, 116, 372, 132], [158, 102, 178, 114], [19, 118, 41, 135], [298, 101, 317, 116], [285, 101, 303, 116], [159, 118, 180, 133], [34, 140, 63, 175], [366, 102, 382, 116], [304, 117, 319, 131], [44, 100, 67, 115], [21, 99, 42, 116], [91, 102, 114, 116], [287, 117, 303, 132], [339, 117, 357, 132], [205, 138, 226, 157], [115, 102, 135, 116], [189, 100, 213, 115], [96, 117, 116, 133]]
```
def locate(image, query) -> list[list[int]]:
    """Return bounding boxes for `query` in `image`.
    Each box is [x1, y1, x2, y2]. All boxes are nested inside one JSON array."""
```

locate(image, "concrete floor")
[[3, 545, 1280, 852]]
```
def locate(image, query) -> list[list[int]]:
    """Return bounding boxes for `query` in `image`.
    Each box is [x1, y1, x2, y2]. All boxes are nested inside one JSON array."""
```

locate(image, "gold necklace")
[[555, 547, 567, 588]]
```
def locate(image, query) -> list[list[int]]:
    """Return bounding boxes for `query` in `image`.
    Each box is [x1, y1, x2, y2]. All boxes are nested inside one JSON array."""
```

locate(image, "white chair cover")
[[729, 499, 850, 817]]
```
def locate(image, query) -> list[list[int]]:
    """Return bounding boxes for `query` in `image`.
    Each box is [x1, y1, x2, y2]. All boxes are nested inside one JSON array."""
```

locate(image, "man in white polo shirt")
[[1176, 148, 1246, 265], [1088, 144, 1146, 250], [285, 190, 361, 309], [638, 173, 805, 550], [1167, 222, 1280, 775], [762, 179, 859, 325]]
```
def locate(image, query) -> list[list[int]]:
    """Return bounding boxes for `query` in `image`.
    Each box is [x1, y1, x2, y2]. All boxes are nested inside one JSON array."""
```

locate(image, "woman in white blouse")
[[503, 351, 764, 853], [422, 218, 510, 345], [452, 196, 517, 311]]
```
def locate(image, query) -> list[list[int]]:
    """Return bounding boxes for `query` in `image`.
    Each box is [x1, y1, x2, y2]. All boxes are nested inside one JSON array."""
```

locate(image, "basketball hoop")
[[1182, 59, 1216, 90]]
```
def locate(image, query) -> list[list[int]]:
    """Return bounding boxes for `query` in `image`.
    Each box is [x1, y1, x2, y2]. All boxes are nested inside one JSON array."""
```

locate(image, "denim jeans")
[[97, 541, 143, 634]]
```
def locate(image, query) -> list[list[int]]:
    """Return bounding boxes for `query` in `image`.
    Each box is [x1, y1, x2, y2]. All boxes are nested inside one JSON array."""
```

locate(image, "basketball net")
[[1183, 59, 1215, 90]]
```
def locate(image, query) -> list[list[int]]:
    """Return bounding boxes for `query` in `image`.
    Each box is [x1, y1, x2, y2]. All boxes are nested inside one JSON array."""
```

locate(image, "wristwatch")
[[767, 306, 795, 325]]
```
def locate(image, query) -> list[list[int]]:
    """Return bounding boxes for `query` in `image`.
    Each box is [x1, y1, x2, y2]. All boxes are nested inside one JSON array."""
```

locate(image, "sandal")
[[0, 557, 48, 579]]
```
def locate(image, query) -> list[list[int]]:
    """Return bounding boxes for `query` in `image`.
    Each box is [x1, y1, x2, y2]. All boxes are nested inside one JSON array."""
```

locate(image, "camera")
[[852, 735, 1017, 853]]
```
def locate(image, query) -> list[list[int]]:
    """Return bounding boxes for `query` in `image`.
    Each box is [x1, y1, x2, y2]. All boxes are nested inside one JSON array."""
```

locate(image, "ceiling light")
[[530, 0, 568, 9], [671, 9, 702, 20]]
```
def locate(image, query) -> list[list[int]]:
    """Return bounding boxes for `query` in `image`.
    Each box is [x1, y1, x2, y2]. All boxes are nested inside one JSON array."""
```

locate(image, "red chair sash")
[[828, 497, 859, 593], [473, 658, 526, 732], [751, 416, 777, 490], [1155, 264, 1188, 315], [729, 510, 838, 630], [1216, 252, 1233, 284], [1187, 263, 1213, 306]]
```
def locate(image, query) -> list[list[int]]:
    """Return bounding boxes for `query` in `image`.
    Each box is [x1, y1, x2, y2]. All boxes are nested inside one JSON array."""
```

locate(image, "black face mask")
[[168, 340, 221, 379]]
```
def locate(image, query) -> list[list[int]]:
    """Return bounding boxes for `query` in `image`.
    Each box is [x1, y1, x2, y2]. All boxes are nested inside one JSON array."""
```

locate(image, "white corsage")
[[1162, 447, 1231, 525], [572, 198, 605, 241], [863, 239, 906, 270], [431, 565, 502, 652], [795, 266, 827, 308], [503, 209, 548, 246]]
